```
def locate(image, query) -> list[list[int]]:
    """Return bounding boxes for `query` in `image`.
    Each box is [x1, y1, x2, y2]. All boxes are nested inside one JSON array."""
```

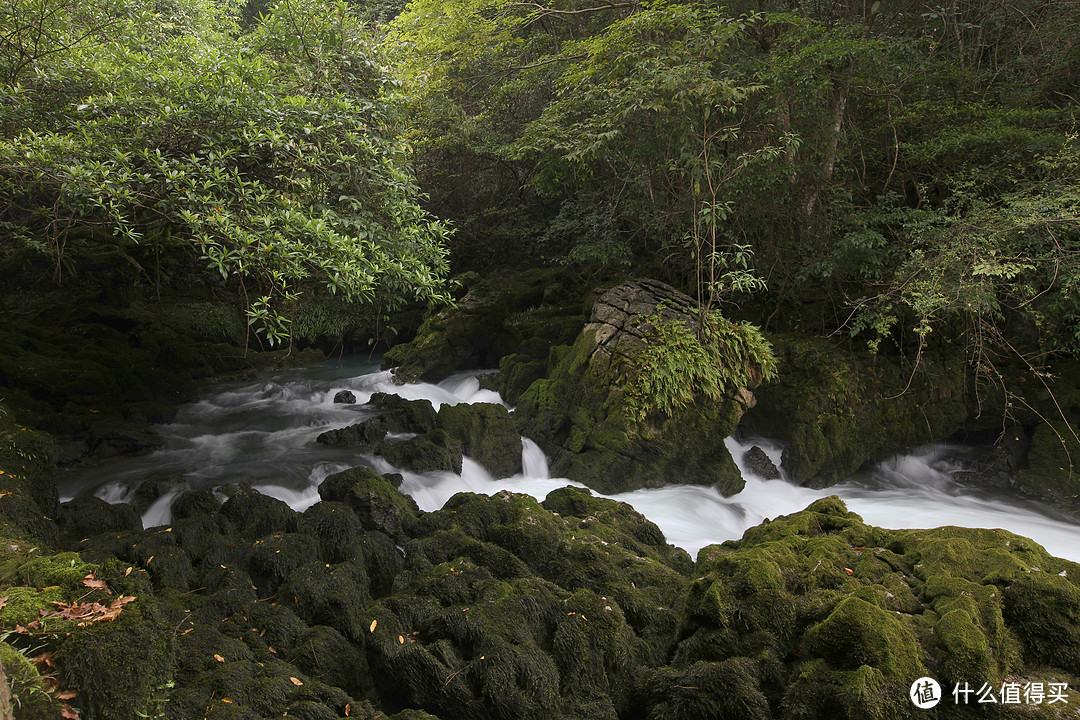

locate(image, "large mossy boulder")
[[674, 496, 1080, 719], [318, 466, 420, 542], [363, 488, 693, 719], [438, 402, 522, 478], [316, 393, 438, 450], [515, 279, 760, 495], [382, 268, 585, 383], [740, 334, 970, 488], [1015, 419, 1080, 501]]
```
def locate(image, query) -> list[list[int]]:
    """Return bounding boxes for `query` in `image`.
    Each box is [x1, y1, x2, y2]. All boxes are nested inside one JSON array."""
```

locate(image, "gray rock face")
[[333, 390, 357, 404], [742, 445, 781, 479]]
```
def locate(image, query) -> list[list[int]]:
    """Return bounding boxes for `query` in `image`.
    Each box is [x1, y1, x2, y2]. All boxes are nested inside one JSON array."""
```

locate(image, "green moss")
[[783, 660, 901, 720], [0, 585, 66, 627], [1016, 419, 1080, 499], [249, 533, 321, 590], [1, 640, 60, 720], [299, 501, 364, 563], [279, 559, 371, 639], [437, 402, 522, 478], [743, 334, 970, 488], [642, 658, 771, 720], [376, 430, 464, 474], [59, 595, 171, 720], [219, 487, 299, 539], [935, 608, 995, 685], [1003, 570, 1080, 673], [517, 311, 749, 496], [317, 466, 419, 541], [804, 597, 921, 676]]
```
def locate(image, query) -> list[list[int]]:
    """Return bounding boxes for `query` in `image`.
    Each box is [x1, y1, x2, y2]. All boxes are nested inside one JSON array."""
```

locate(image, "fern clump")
[[626, 311, 776, 422]]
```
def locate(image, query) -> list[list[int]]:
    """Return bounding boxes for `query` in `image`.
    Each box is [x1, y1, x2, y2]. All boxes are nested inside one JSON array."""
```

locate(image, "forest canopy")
[[1, 0, 1078, 367], [388, 0, 1080, 383]]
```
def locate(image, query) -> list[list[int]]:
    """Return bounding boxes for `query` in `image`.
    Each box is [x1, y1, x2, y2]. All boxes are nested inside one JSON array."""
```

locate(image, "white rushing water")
[[63, 357, 1080, 563]]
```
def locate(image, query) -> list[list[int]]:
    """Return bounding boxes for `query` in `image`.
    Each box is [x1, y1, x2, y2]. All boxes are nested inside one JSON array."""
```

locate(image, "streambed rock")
[[382, 268, 586, 383], [515, 279, 759, 495], [739, 334, 970, 488], [437, 402, 522, 478], [318, 393, 524, 479], [12, 430, 1080, 720]]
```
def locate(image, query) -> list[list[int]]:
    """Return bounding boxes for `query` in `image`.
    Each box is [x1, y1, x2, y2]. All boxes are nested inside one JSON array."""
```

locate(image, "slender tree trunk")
[[803, 88, 847, 217]]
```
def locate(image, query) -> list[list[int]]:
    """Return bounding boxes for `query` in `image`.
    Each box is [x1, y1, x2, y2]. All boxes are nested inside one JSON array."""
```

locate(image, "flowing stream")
[[63, 356, 1080, 562]]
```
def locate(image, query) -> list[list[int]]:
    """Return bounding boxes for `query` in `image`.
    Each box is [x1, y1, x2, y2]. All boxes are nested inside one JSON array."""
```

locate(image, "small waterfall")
[[521, 438, 549, 478]]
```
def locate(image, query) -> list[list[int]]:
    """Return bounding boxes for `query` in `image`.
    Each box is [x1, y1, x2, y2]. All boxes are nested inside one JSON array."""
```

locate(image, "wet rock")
[[742, 445, 781, 479], [171, 486, 222, 521], [675, 497, 1080, 720], [57, 495, 141, 540], [317, 394, 438, 450], [376, 430, 464, 474], [333, 390, 357, 404], [516, 279, 755, 495], [220, 486, 299, 538], [740, 334, 970, 488], [381, 268, 585, 383], [1016, 419, 1080, 502], [369, 393, 439, 433], [318, 466, 419, 542], [437, 402, 522, 478]]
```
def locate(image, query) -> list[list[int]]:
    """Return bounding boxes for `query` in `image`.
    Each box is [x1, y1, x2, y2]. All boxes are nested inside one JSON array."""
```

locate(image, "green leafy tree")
[[0, 0, 450, 344]]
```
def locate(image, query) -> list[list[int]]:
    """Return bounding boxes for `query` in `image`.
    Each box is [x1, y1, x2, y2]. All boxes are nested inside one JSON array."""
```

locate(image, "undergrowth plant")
[[626, 310, 777, 422]]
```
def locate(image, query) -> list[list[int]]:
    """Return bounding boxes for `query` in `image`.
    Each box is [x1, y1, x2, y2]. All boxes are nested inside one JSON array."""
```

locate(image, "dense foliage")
[[1, 0, 451, 343], [627, 310, 777, 422], [388, 0, 1080, 397]]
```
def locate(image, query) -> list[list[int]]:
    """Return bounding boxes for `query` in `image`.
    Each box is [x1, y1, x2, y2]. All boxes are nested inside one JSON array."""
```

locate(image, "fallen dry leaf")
[[289, 677, 303, 686], [82, 574, 110, 593], [369, 619, 377, 633], [60, 704, 80, 719], [398, 635, 404, 644], [54, 690, 78, 700], [844, 568, 854, 576], [214, 654, 225, 663]]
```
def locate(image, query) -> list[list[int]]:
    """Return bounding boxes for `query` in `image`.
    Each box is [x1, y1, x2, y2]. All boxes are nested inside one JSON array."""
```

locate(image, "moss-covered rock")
[[318, 466, 419, 542], [740, 334, 970, 488], [437, 402, 522, 478], [317, 394, 440, 450], [1, 640, 60, 720], [57, 495, 141, 541], [381, 269, 585, 383], [674, 496, 1080, 719], [1015, 419, 1080, 502], [377, 429, 464, 474], [516, 279, 754, 495]]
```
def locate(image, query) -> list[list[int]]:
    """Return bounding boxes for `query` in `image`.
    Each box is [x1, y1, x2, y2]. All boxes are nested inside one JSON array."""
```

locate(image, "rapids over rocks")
[[63, 357, 1080, 563]]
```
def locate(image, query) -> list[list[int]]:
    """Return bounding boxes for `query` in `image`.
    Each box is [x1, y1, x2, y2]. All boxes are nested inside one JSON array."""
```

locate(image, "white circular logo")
[[910, 677, 941, 709]]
